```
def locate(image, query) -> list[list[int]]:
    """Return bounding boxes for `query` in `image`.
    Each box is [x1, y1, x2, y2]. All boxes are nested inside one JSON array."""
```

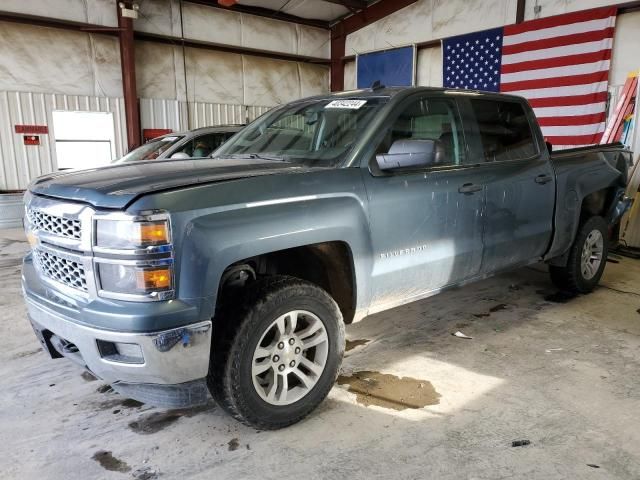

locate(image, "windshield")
[[213, 97, 388, 166], [115, 135, 184, 163]]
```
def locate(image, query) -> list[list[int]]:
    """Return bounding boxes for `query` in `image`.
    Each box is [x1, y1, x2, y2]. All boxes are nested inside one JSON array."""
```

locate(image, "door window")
[[469, 100, 538, 162], [376, 97, 465, 167]]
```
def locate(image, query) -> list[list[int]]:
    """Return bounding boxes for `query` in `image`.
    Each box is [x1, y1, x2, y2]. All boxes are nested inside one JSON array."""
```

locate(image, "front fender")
[[178, 193, 373, 315]]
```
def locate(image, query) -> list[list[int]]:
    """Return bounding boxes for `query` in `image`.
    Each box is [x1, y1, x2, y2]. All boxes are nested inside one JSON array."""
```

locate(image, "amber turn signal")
[[136, 267, 172, 290], [139, 222, 169, 245]]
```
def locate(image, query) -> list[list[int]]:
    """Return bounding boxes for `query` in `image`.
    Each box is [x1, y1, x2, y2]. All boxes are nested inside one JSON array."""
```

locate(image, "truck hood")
[[29, 158, 312, 209]]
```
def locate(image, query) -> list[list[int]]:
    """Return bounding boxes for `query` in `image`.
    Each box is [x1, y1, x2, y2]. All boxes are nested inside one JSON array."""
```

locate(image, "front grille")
[[34, 249, 87, 292], [27, 208, 81, 240]]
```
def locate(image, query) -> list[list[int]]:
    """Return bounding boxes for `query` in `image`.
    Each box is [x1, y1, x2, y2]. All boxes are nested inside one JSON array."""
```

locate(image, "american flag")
[[443, 7, 617, 148]]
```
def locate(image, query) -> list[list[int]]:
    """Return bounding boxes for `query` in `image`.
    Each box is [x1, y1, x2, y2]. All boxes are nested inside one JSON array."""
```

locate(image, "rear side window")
[[470, 100, 537, 162]]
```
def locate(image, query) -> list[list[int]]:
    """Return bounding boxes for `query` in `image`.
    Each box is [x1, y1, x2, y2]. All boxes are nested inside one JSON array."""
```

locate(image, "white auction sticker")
[[325, 99, 367, 109]]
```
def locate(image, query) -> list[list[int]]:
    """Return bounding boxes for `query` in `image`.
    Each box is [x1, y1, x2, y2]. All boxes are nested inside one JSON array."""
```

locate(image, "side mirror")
[[170, 152, 191, 160], [376, 139, 438, 171], [545, 141, 553, 153]]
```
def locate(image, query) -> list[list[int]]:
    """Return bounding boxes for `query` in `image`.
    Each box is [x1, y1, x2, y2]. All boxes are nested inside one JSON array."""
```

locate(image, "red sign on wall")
[[23, 135, 40, 145], [143, 128, 172, 141], [15, 125, 48, 134]]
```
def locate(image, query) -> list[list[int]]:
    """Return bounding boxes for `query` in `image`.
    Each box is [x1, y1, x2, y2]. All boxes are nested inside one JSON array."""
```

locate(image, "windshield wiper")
[[216, 153, 289, 162]]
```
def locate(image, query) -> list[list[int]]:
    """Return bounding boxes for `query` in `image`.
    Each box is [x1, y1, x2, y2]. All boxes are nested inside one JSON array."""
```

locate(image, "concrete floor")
[[2, 228, 640, 480]]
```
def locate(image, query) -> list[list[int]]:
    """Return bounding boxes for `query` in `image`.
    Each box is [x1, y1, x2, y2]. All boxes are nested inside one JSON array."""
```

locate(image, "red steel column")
[[330, 23, 346, 92], [117, 2, 141, 150]]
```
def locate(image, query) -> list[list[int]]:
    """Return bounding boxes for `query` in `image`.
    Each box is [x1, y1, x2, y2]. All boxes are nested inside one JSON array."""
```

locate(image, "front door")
[[464, 98, 555, 273], [363, 95, 485, 313]]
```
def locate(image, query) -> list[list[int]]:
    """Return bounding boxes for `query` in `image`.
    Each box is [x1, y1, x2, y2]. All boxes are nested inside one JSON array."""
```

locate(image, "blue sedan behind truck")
[[22, 87, 632, 429]]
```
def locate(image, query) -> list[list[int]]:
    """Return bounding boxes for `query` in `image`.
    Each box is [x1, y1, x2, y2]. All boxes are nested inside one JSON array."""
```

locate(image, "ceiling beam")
[[323, 0, 368, 11], [185, 1, 330, 29], [338, 0, 419, 36], [136, 31, 330, 64]]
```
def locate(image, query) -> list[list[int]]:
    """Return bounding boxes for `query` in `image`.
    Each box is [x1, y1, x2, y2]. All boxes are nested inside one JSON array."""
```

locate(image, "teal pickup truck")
[[22, 87, 632, 429]]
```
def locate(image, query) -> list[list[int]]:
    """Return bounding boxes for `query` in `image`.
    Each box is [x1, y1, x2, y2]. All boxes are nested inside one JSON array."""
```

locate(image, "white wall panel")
[[0, 91, 126, 191], [135, 0, 180, 36], [0, 22, 122, 98], [184, 49, 245, 105], [0, 0, 117, 27], [523, 0, 622, 21], [346, 0, 517, 54], [299, 63, 330, 98], [135, 42, 181, 101], [416, 46, 443, 87], [177, 1, 330, 59], [610, 11, 640, 88], [297, 25, 331, 59], [242, 14, 299, 55], [344, 61, 356, 91], [182, 2, 243, 46], [242, 56, 301, 106]]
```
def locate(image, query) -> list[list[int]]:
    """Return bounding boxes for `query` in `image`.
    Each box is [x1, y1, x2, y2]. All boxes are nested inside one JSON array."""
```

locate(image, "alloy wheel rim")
[[251, 310, 329, 406], [581, 229, 604, 280]]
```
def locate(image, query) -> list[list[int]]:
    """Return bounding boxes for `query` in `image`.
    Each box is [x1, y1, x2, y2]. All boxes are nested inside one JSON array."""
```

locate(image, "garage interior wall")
[[0, 0, 330, 190], [344, 0, 638, 103]]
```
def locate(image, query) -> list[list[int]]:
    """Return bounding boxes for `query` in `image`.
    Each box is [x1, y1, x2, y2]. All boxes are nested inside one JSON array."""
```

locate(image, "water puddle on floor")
[[337, 371, 441, 410]]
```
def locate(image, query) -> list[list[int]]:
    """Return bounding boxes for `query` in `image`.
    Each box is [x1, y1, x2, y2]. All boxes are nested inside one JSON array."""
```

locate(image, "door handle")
[[535, 174, 553, 185], [458, 183, 483, 194]]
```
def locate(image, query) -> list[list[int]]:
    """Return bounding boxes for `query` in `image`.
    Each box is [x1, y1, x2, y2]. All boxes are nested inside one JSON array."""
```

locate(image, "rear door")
[[362, 94, 485, 312], [463, 98, 555, 273]]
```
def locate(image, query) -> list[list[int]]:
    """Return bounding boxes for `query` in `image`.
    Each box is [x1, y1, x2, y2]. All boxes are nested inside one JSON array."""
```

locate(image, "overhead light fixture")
[[218, 0, 238, 6], [119, 2, 139, 19]]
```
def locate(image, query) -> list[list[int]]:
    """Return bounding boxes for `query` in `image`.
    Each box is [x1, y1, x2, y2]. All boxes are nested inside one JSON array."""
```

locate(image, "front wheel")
[[549, 215, 609, 293], [208, 276, 345, 430]]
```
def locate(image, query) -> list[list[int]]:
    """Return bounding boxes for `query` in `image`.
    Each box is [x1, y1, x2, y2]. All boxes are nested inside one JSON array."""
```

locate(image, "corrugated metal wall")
[[0, 91, 273, 190], [0, 90, 127, 191], [139, 98, 270, 131]]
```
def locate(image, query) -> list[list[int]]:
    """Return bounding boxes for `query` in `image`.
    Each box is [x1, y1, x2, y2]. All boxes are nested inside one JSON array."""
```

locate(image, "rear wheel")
[[549, 216, 608, 293], [208, 276, 345, 429]]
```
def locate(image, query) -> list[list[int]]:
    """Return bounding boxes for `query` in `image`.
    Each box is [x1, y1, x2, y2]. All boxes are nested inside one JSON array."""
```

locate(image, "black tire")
[[549, 216, 608, 294], [207, 275, 345, 430]]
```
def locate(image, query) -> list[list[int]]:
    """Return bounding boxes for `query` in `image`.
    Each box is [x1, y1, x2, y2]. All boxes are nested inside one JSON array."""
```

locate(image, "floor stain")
[[346, 339, 370, 352], [473, 313, 490, 318], [228, 438, 240, 451], [337, 371, 441, 411], [544, 291, 578, 303], [11, 348, 41, 360], [129, 411, 182, 434], [92, 450, 131, 473], [489, 303, 508, 313], [121, 398, 144, 408], [129, 404, 214, 435], [81, 371, 97, 382]]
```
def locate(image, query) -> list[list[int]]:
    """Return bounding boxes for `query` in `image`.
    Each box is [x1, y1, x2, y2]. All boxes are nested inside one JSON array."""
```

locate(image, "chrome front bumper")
[[26, 297, 212, 385]]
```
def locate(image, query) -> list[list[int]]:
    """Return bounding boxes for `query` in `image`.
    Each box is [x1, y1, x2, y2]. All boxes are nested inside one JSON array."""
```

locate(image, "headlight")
[[95, 217, 170, 250], [97, 263, 173, 296]]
